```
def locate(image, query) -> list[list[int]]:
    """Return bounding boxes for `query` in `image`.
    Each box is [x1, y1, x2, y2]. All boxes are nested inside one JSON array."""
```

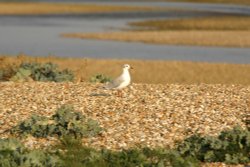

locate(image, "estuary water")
[[0, 0, 250, 63]]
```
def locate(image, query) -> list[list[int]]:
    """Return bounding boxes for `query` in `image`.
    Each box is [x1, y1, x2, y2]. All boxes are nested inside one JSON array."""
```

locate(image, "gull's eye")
[[124, 64, 130, 68]]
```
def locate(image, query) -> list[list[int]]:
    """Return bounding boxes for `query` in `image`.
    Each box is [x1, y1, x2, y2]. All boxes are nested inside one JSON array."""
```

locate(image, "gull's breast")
[[115, 79, 130, 89]]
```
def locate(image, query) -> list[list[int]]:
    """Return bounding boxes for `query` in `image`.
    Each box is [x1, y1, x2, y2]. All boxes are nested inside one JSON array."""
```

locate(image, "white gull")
[[104, 64, 133, 95]]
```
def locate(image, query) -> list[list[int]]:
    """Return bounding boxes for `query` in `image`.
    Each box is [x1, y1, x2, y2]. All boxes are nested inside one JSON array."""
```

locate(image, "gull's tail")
[[103, 82, 113, 90]]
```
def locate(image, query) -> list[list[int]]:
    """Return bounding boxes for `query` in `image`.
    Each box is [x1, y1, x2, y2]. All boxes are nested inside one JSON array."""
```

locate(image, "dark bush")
[[9, 62, 74, 82], [177, 126, 250, 164], [90, 74, 112, 83], [11, 105, 102, 138], [0, 138, 62, 167], [57, 137, 199, 167]]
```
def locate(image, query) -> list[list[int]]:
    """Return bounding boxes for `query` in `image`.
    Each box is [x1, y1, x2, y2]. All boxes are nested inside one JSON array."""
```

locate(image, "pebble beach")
[[0, 82, 249, 151]]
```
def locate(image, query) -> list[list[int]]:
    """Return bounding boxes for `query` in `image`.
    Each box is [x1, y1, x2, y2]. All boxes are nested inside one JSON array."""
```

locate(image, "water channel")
[[0, 0, 250, 63]]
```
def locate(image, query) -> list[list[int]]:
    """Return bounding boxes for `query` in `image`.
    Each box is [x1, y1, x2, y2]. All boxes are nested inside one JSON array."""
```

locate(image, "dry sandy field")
[[2, 55, 250, 85]]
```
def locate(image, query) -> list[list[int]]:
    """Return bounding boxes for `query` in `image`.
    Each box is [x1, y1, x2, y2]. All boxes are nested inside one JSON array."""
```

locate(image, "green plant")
[[0, 138, 62, 167], [10, 114, 58, 138], [6, 124, 250, 166], [10, 62, 74, 82], [0, 70, 3, 81], [141, 147, 199, 167], [52, 105, 102, 138], [57, 136, 106, 167], [0, 65, 16, 81], [177, 126, 250, 164], [56, 137, 199, 167], [11, 105, 102, 138], [90, 74, 112, 83], [10, 67, 32, 81], [245, 114, 250, 131]]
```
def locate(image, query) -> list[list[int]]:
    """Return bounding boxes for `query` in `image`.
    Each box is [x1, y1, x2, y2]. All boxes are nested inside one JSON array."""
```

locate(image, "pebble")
[[0, 82, 249, 164]]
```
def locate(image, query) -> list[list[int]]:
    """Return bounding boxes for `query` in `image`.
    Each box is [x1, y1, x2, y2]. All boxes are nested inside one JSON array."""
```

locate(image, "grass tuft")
[[0, 62, 74, 82], [11, 105, 102, 138]]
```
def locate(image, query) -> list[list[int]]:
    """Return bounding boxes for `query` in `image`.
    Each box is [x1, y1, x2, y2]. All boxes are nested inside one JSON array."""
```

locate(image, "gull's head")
[[123, 64, 133, 70]]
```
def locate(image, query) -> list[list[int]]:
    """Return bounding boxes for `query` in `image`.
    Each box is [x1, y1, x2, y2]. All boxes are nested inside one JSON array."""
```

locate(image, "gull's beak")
[[130, 66, 134, 70]]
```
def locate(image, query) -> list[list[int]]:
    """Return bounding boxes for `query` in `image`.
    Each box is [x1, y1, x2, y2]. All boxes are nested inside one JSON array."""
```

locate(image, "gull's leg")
[[117, 90, 123, 97]]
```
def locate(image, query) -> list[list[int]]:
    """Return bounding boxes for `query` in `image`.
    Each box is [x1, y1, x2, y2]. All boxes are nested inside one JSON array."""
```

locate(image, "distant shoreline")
[[0, 2, 157, 15]]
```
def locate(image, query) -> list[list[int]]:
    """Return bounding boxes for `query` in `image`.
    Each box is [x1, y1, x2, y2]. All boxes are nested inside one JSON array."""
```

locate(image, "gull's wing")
[[104, 75, 125, 89]]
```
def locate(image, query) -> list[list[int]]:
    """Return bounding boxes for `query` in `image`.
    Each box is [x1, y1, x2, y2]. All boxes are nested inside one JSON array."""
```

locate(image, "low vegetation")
[[0, 2, 158, 15], [89, 74, 112, 83], [1, 106, 249, 166], [11, 105, 102, 138], [57, 137, 200, 167], [0, 62, 74, 82], [0, 138, 62, 167], [58, 126, 250, 166], [2, 55, 250, 85], [178, 126, 250, 164]]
